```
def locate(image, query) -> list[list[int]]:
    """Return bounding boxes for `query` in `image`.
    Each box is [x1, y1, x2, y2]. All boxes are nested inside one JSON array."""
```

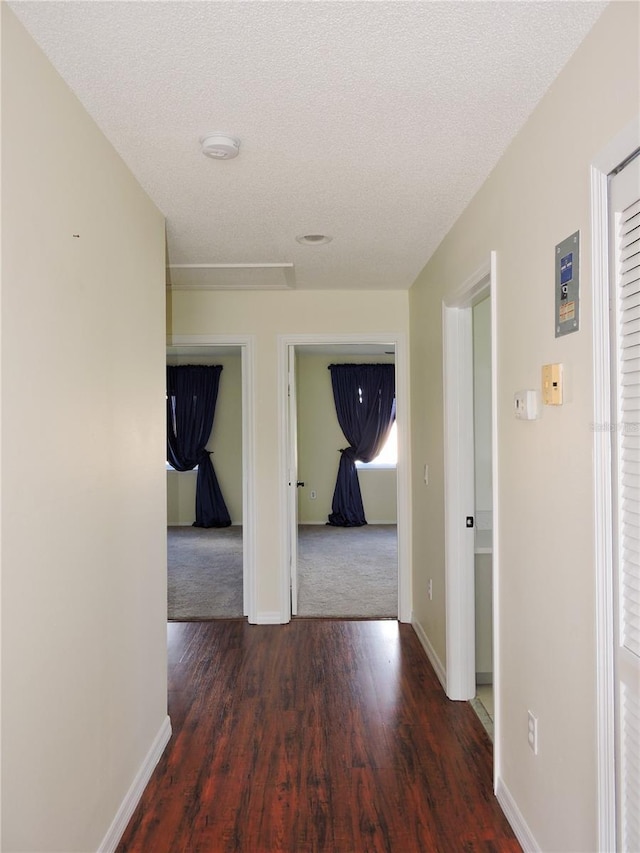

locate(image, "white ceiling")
[[10, 1, 606, 292]]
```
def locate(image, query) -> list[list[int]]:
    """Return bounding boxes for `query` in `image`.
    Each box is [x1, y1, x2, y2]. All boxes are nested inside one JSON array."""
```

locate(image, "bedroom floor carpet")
[[167, 524, 398, 620]]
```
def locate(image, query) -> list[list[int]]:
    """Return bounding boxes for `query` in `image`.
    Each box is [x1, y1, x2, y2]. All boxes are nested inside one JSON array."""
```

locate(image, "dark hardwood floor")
[[117, 620, 520, 853]]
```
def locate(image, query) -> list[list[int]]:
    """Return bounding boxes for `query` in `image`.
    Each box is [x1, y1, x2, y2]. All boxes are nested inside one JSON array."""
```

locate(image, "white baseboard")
[[411, 614, 447, 691], [167, 522, 243, 527], [495, 776, 540, 852], [98, 714, 172, 853], [256, 610, 284, 624], [297, 520, 397, 525]]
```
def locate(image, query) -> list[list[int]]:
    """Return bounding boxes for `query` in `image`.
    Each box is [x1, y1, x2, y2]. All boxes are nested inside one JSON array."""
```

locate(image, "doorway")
[[472, 296, 494, 727], [294, 344, 398, 618], [442, 255, 498, 749], [278, 333, 412, 623], [166, 335, 256, 622]]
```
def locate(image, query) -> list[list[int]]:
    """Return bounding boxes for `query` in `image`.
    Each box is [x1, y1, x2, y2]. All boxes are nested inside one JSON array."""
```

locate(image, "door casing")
[[590, 116, 640, 852]]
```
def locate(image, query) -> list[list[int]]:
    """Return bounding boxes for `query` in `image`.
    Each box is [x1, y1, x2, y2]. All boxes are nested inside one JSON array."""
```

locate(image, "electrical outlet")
[[310, 490, 317, 500], [428, 579, 433, 600], [528, 710, 538, 754], [424, 463, 429, 485]]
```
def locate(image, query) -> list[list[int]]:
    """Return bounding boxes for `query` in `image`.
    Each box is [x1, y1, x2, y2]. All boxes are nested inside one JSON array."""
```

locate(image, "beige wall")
[[167, 352, 243, 524], [1, 8, 167, 852], [409, 4, 639, 850], [170, 290, 409, 616], [296, 353, 397, 524]]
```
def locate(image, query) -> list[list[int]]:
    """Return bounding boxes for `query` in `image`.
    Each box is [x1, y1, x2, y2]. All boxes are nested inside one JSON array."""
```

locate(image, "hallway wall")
[[1, 9, 168, 851], [408, 4, 639, 850], [169, 290, 409, 619]]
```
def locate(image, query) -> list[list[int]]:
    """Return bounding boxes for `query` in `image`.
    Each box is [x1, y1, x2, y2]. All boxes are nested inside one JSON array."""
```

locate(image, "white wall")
[[296, 353, 397, 524], [409, 4, 639, 850], [170, 290, 409, 618], [166, 352, 243, 524], [1, 8, 168, 851]]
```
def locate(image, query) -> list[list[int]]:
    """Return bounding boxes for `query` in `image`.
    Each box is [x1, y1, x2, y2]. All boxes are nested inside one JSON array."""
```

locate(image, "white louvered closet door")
[[611, 151, 640, 853]]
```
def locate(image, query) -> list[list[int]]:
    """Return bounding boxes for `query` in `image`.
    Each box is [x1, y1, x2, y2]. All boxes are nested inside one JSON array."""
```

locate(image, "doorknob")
[[297, 481, 305, 488]]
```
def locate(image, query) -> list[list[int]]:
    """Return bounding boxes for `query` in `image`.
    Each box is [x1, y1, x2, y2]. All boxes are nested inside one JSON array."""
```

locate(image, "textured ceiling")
[[10, 1, 606, 291]]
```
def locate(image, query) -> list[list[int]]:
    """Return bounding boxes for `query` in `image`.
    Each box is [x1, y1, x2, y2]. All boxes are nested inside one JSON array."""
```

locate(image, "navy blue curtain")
[[166, 365, 231, 528], [327, 363, 396, 527]]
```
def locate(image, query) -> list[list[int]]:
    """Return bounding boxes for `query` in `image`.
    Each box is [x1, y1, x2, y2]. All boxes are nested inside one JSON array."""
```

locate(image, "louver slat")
[[617, 182, 640, 660]]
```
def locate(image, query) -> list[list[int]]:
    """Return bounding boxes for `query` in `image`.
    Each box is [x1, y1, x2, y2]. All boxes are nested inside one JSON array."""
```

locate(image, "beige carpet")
[[296, 524, 397, 618], [167, 524, 398, 620], [168, 526, 244, 620]]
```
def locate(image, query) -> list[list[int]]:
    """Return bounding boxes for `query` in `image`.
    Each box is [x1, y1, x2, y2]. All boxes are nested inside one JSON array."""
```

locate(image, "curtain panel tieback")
[[339, 447, 357, 461]]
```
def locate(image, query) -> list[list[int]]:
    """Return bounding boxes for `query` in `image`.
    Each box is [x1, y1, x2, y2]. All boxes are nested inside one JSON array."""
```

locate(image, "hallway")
[[118, 620, 520, 852]]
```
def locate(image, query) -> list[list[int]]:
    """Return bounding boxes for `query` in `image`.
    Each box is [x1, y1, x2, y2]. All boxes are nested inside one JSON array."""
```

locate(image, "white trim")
[[277, 340, 293, 622], [288, 344, 299, 617], [495, 777, 540, 853], [98, 715, 172, 853], [355, 462, 396, 470], [256, 611, 285, 625], [241, 337, 257, 622], [168, 263, 294, 270], [411, 615, 447, 691], [277, 332, 412, 623], [591, 117, 640, 853], [166, 334, 258, 623], [167, 263, 295, 291], [395, 332, 413, 622], [489, 250, 501, 792], [442, 260, 492, 702], [168, 521, 247, 527]]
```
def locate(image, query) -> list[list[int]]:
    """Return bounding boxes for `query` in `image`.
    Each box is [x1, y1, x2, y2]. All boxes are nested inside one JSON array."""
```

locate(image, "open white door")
[[442, 259, 494, 702], [287, 345, 299, 615], [443, 303, 476, 701]]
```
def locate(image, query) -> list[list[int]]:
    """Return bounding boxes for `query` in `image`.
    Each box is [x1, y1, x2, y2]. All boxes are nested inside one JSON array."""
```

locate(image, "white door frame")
[[287, 344, 299, 616], [167, 334, 257, 623], [277, 332, 412, 623], [591, 117, 640, 852], [442, 254, 498, 724]]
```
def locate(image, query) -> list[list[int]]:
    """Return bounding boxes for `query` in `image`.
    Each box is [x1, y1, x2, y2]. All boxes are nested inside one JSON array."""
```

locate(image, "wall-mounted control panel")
[[555, 231, 580, 337], [514, 389, 541, 420], [542, 363, 563, 405]]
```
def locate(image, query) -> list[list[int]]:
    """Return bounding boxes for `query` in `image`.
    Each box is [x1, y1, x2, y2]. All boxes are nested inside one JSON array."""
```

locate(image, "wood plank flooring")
[[117, 620, 520, 853]]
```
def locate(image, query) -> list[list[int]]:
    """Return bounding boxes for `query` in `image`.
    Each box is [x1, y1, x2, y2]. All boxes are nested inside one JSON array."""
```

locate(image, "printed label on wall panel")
[[555, 231, 580, 337]]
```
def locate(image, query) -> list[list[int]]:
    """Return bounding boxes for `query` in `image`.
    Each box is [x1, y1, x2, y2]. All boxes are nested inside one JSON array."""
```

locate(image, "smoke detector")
[[200, 134, 240, 160], [295, 234, 333, 245]]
